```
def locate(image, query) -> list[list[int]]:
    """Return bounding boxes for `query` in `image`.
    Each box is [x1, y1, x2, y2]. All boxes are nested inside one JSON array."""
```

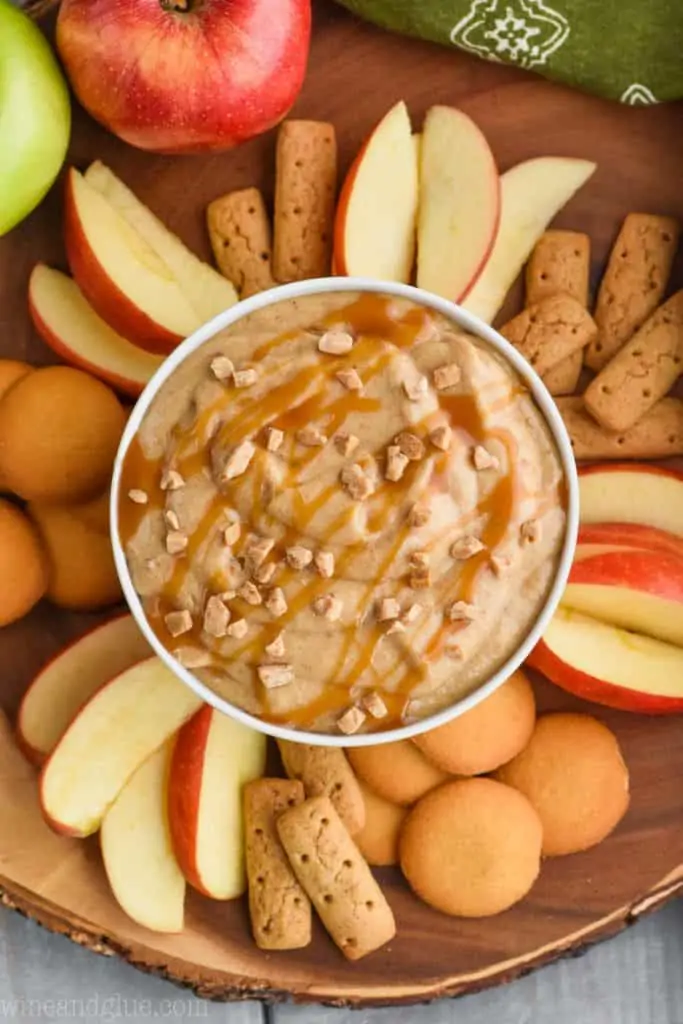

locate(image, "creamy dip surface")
[[119, 292, 566, 735]]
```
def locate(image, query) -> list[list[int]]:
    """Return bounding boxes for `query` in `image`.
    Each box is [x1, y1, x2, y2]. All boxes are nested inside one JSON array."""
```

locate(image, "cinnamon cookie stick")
[[244, 778, 311, 950], [277, 796, 396, 960], [556, 396, 683, 459], [277, 740, 365, 835], [584, 290, 683, 433], [586, 213, 680, 370], [500, 294, 597, 377], [207, 187, 276, 298], [273, 120, 337, 282]]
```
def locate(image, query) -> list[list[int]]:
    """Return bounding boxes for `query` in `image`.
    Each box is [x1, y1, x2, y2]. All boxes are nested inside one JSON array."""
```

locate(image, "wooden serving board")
[[1, 0, 683, 1008]]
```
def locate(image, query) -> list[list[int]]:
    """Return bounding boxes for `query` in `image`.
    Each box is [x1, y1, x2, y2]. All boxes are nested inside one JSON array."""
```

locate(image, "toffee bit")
[[264, 632, 286, 659], [127, 488, 148, 505], [394, 431, 425, 461], [318, 329, 355, 355], [362, 691, 388, 719], [238, 581, 262, 606], [164, 609, 193, 637], [244, 535, 275, 570], [429, 424, 452, 451], [340, 462, 374, 500], [433, 362, 461, 390], [445, 642, 464, 661], [173, 646, 212, 669], [409, 565, 431, 590], [160, 469, 185, 492], [448, 600, 477, 622], [377, 597, 401, 622], [385, 445, 409, 482], [403, 603, 422, 624], [255, 562, 277, 585], [166, 530, 188, 556], [334, 432, 360, 458], [337, 706, 366, 735], [314, 550, 335, 578], [164, 508, 180, 531], [286, 545, 313, 570], [402, 374, 428, 402], [336, 368, 364, 392], [221, 440, 255, 481], [258, 663, 294, 689], [473, 445, 499, 471], [386, 619, 406, 635], [223, 521, 241, 546], [409, 502, 431, 528], [409, 550, 429, 570], [210, 355, 235, 381], [312, 593, 342, 621], [265, 426, 284, 452], [450, 535, 485, 560], [520, 519, 541, 545], [233, 367, 258, 388], [296, 425, 328, 447], [265, 587, 288, 618], [491, 554, 512, 577], [226, 618, 248, 639], [203, 595, 231, 637]]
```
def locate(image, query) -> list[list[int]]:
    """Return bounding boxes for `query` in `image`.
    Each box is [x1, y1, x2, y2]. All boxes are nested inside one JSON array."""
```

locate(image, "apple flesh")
[[576, 522, 683, 563], [29, 265, 163, 398], [528, 607, 683, 713], [56, 0, 311, 155], [64, 168, 203, 353], [168, 705, 266, 899], [101, 741, 185, 933], [17, 613, 151, 766], [84, 162, 238, 322], [416, 105, 500, 302], [563, 550, 683, 647], [333, 101, 418, 283], [0, 1, 70, 236], [579, 463, 683, 538], [40, 657, 202, 837], [462, 157, 597, 324]]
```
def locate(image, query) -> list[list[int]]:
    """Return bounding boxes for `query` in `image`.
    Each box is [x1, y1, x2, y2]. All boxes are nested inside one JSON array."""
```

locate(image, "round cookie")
[[400, 777, 542, 917], [413, 670, 536, 776], [496, 713, 629, 856], [348, 739, 451, 806], [0, 499, 48, 625], [29, 494, 122, 610], [354, 780, 408, 866], [0, 366, 126, 502]]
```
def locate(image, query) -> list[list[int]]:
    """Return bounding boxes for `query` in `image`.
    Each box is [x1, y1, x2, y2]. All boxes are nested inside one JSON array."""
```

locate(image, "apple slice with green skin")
[[17, 613, 151, 766], [462, 157, 597, 324], [84, 162, 238, 321], [29, 265, 163, 398], [333, 101, 418, 283], [575, 522, 683, 563], [40, 657, 202, 837], [64, 168, 202, 354], [528, 607, 683, 714], [0, 1, 70, 237], [168, 705, 266, 899], [416, 106, 500, 302], [578, 463, 683, 538], [562, 550, 683, 647], [101, 740, 185, 933]]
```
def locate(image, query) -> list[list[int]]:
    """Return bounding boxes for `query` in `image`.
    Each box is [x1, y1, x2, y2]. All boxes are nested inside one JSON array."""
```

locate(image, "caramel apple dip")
[[118, 292, 567, 735]]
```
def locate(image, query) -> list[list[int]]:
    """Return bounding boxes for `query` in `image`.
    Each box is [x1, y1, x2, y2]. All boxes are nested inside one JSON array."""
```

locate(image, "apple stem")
[[162, 0, 191, 10]]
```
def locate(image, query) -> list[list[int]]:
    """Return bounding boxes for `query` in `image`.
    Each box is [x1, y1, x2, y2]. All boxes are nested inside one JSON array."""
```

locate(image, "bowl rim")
[[110, 276, 579, 747]]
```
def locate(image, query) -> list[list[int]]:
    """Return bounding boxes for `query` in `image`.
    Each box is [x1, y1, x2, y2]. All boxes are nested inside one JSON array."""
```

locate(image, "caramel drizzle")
[[118, 295, 525, 729]]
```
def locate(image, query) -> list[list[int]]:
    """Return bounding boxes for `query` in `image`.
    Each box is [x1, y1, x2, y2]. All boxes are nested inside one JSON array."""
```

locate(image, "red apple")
[[56, 0, 311, 155], [528, 607, 683, 714], [578, 463, 683, 538], [575, 522, 683, 563], [563, 549, 683, 647]]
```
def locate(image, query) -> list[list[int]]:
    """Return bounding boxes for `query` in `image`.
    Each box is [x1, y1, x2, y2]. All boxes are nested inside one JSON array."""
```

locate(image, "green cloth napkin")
[[335, 0, 683, 102]]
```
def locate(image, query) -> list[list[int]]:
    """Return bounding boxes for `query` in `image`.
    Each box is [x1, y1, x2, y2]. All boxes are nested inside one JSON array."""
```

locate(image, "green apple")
[[0, 0, 71, 236]]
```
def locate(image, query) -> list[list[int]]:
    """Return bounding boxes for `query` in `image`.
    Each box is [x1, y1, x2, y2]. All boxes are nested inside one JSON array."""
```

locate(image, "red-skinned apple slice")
[[575, 522, 683, 563], [84, 162, 238, 322], [563, 549, 683, 647], [333, 101, 418, 283], [64, 168, 201, 353], [416, 105, 500, 302], [29, 265, 163, 397], [579, 463, 683, 538], [528, 607, 683, 713], [462, 156, 596, 323], [168, 705, 266, 899], [17, 613, 151, 766], [101, 741, 185, 933], [40, 657, 202, 837]]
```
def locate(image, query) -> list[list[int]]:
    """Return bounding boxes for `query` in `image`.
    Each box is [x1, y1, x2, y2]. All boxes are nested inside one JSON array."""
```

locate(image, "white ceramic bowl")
[[111, 277, 578, 747]]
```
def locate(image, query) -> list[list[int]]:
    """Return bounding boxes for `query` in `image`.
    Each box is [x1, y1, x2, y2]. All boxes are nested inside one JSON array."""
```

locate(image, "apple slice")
[[29, 265, 163, 397], [17, 613, 151, 766], [40, 657, 202, 837], [462, 157, 597, 323], [168, 705, 266, 899], [562, 549, 683, 647], [101, 741, 185, 933], [333, 100, 418, 283], [64, 168, 202, 354], [576, 522, 683, 563], [416, 106, 500, 302], [528, 607, 683, 713], [84, 161, 238, 322], [579, 463, 683, 538]]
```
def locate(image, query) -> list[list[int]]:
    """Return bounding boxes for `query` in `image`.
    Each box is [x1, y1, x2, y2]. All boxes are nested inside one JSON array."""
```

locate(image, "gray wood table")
[[1, 901, 682, 1022]]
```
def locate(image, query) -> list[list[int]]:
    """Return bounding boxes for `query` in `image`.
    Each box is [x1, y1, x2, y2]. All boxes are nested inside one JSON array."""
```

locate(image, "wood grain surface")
[[1, 0, 682, 1008]]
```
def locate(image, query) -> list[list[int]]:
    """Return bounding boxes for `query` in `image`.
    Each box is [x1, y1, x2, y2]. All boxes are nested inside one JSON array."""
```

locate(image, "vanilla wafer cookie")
[[277, 740, 365, 835], [584, 290, 683, 433], [500, 294, 597, 376], [276, 796, 396, 960], [556, 396, 683, 459], [244, 778, 311, 950], [273, 120, 337, 282], [586, 213, 680, 370], [207, 187, 276, 297]]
